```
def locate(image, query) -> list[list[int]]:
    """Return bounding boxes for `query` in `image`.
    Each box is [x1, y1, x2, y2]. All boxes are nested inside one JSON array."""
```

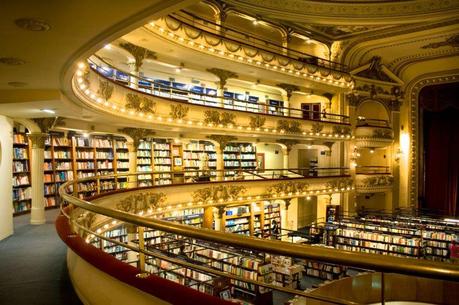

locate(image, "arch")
[[356, 98, 390, 122], [13, 118, 42, 133]]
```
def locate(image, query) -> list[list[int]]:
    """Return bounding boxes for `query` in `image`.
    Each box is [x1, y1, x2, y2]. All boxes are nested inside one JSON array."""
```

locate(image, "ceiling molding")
[[223, 0, 459, 24]]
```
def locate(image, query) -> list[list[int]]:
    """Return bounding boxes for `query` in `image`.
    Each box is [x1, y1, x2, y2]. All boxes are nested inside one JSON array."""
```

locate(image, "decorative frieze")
[[249, 115, 266, 129], [267, 181, 309, 195], [192, 185, 246, 203], [169, 104, 189, 120], [125, 93, 156, 114], [116, 192, 166, 214], [204, 110, 235, 126], [277, 119, 302, 134], [98, 79, 114, 101]]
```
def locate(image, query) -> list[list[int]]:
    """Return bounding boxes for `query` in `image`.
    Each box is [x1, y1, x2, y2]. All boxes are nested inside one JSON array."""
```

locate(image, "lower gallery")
[[0, 1, 458, 304]]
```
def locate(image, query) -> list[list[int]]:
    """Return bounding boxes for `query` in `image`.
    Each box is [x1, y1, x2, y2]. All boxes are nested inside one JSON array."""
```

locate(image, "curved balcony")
[[301, 272, 458, 305], [169, 12, 348, 73], [355, 166, 393, 194], [145, 16, 353, 89], [73, 59, 352, 141], [56, 172, 458, 305], [354, 118, 393, 148]]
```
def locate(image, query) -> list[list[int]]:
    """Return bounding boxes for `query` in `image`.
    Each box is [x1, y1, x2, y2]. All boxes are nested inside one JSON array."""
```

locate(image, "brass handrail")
[[59, 172, 459, 282]]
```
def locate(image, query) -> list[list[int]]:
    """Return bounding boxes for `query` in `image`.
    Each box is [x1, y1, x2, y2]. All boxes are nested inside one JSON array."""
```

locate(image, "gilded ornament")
[[192, 185, 246, 203], [116, 192, 166, 214], [267, 181, 309, 195], [249, 116, 266, 129], [98, 79, 114, 101], [119, 42, 157, 72], [125, 93, 156, 114], [277, 120, 302, 134], [169, 104, 189, 120]]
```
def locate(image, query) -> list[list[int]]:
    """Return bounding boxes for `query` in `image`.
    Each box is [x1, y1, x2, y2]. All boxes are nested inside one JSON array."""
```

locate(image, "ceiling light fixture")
[[104, 44, 112, 50], [41, 109, 55, 114], [15, 18, 51, 31]]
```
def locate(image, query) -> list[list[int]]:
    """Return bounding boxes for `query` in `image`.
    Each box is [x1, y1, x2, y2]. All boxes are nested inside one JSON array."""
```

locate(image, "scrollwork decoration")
[[249, 115, 266, 129], [169, 104, 189, 120], [204, 110, 235, 125], [116, 192, 166, 214], [125, 93, 156, 114], [277, 120, 302, 134], [267, 181, 309, 195], [192, 185, 246, 203], [98, 79, 114, 101]]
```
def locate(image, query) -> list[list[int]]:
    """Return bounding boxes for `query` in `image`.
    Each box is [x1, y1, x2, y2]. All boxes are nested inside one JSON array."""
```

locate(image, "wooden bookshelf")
[[223, 143, 256, 178], [12, 131, 32, 214], [182, 140, 216, 182]]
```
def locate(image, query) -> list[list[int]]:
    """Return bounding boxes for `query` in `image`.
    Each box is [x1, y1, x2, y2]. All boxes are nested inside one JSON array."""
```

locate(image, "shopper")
[[450, 238, 459, 264]]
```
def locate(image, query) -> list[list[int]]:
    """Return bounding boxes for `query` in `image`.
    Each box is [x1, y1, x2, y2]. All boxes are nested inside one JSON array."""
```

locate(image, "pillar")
[[216, 87, 224, 108], [202, 206, 214, 229], [281, 94, 290, 116], [126, 224, 138, 267], [29, 132, 47, 225], [214, 207, 225, 231], [128, 63, 139, 90], [0, 116, 14, 240], [127, 142, 138, 188], [282, 148, 289, 175], [280, 201, 289, 241], [215, 144, 224, 181]]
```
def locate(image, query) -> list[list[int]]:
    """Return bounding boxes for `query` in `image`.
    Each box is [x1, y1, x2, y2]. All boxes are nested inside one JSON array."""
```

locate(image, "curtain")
[[424, 107, 459, 216]]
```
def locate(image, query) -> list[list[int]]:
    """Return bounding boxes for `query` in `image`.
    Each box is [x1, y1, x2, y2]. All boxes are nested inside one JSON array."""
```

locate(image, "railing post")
[[381, 272, 385, 305], [138, 226, 146, 273]]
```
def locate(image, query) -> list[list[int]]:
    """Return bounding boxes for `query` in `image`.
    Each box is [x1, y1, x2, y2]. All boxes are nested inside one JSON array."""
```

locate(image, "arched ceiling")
[[208, 0, 459, 81]]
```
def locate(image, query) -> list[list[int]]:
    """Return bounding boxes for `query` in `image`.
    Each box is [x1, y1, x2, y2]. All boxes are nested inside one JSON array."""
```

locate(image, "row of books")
[[13, 161, 28, 173], [13, 147, 28, 159]]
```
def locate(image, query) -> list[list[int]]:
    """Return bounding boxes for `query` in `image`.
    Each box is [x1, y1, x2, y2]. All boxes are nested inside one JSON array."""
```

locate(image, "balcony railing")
[[89, 56, 350, 125], [171, 12, 348, 72], [355, 166, 390, 175], [57, 172, 459, 305], [356, 118, 391, 128]]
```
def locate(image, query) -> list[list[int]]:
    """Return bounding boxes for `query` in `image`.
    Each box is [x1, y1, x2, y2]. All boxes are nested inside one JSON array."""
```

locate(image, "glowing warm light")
[[400, 132, 410, 154]]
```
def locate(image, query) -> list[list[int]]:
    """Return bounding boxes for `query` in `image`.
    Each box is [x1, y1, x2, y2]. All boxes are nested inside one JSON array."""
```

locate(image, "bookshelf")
[[312, 216, 459, 261], [271, 256, 303, 289], [114, 138, 129, 189], [263, 203, 281, 239], [223, 143, 256, 178], [12, 131, 32, 214], [137, 140, 153, 187], [153, 140, 172, 185], [303, 260, 347, 281], [73, 135, 97, 199], [183, 140, 216, 182]]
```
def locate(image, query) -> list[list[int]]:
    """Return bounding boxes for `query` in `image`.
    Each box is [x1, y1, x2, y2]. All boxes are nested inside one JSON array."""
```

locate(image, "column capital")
[[206, 68, 238, 89], [28, 132, 48, 149], [118, 127, 154, 150]]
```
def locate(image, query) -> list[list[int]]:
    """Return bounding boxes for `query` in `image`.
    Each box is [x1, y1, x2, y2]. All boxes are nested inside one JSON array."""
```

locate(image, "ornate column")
[[126, 142, 138, 187], [277, 139, 297, 175], [207, 68, 238, 108], [214, 206, 226, 231], [277, 83, 299, 117], [119, 42, 157, 90], [28, 132, 47, 225], [202, 207, 214, 229], [280, 200, 290, 241]]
